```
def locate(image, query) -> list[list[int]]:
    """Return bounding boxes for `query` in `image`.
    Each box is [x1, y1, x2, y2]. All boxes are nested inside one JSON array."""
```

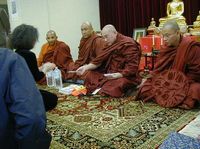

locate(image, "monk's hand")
[[39, 66, 43, 72], [76, 63, 98, 75], [76, 65, 87, 75], [41, 62, 56, 73], [104, 73, 123, 79]]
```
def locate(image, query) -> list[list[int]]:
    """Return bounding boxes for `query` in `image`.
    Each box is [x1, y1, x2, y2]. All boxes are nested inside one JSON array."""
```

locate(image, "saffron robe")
[[137, 37, 200, 109], [67, 33, 106, 80], [84, 33, 142, 97], [38, 40, 73, 79]]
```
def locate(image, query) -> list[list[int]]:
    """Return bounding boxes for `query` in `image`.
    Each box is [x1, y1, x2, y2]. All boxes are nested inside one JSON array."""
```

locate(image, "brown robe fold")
[[84, 33, 142, 97], [137, 36, 200, 109], [67, 33, 106, 80]]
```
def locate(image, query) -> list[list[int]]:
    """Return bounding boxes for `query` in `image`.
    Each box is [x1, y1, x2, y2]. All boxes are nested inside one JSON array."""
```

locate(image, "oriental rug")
[[38, 85, 200, 149]]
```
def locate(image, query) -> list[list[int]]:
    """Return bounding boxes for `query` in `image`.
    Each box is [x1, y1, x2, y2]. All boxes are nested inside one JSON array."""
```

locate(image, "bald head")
[[81, 21, 93, 30], [162, 20, 181, 47], [162, 20, 180, 32], [46, 30, 57, 45], [81, 21, 94, 38], [46, 30, 57, 37], [102, 24, 117, 34], [101, 24, 118, 46]]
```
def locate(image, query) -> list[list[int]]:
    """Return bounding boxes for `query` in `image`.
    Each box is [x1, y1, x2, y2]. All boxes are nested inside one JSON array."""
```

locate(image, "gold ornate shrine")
[[159, 0, 187, 28], [189, 11, 200, 35], [147, 18, 157, 35]]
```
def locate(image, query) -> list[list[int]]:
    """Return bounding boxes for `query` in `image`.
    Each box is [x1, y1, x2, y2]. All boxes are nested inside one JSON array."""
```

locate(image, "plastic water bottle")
[[53, 67, 63, 89], [46, 70, 54, 87]]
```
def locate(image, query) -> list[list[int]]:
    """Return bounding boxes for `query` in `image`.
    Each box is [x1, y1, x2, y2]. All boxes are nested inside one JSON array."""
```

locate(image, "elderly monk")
[[76, 24, 141, 97], [67, 21, 106, 81], [37, 30, 73, 79], [137, 20, 200, 109]]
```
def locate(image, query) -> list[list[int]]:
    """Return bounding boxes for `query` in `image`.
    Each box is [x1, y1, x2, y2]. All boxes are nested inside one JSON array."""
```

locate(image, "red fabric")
[[141, 70, 190, 108], [85, 33, 142, 97], [139, 35, 162, 70], [67, 33, 106, 80], [73, 33, 106, 70], [139, 36, 162, 53], [42, 40, 73, 79], [137, 36, 200, 109], [153, 37, 192, 73]]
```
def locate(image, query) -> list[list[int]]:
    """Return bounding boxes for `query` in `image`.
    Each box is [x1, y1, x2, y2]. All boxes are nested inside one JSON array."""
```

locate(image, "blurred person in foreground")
[[0, 8, 51, 149]]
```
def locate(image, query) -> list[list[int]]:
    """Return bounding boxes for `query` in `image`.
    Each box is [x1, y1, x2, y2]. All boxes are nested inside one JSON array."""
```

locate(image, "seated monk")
[[159, 0, 186, 27], [37, 30, 73, 79], [137, 20, 200, 109], [66, 21, 106, 81], [76, 25, 142, 97]]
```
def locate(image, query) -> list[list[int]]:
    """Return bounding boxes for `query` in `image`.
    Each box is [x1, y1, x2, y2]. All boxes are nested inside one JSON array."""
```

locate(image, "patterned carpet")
[[39, 85, 200, 149]]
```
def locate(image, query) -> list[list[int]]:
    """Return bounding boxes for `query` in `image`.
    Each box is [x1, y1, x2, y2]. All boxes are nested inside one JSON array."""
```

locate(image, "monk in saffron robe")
[[76, 24, 141, 97], [137, 20, 200, 109], [38, 30, 73, 79], [66, 21, 106, 81]]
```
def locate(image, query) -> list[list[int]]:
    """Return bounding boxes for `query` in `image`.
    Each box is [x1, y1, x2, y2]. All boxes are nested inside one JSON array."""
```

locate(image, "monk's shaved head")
[[81, 21, 93, 30], [46, 30, 57, 37], [101, 24, 118, 46], [162, 20, 180, 32], [46, 30, 57, 45], [162, 20, 181, 47], [81, 21, 94, 38], [102, 24, 117, 34]]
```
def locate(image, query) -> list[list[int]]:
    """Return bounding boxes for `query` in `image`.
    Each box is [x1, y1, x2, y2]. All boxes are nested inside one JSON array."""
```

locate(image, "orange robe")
[[67, 33, 106, 80], [38, 40, 73, 79], [137, 37, 200, 109], [84, 33, 142, 97]]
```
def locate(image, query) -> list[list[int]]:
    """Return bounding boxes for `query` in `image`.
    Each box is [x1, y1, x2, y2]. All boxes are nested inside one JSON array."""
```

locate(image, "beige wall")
[[0, 0, 7, 5], [7, 0, 100, 59]]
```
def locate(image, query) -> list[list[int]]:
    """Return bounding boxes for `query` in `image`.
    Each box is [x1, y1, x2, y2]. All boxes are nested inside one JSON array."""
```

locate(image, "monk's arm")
[[186, 45, 200, 81], [54, 43, 73, 69], [121, 45, 140, 77], [94, 38, 107, 56], [76, 63, 100, 75]]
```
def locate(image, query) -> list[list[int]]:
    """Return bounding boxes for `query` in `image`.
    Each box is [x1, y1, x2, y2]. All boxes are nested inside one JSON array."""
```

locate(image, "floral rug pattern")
[[39, 85, 199, 149]]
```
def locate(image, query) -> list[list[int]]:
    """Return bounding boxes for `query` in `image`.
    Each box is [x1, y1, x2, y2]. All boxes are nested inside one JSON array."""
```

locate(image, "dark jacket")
[[0, 48, 51, 149]]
